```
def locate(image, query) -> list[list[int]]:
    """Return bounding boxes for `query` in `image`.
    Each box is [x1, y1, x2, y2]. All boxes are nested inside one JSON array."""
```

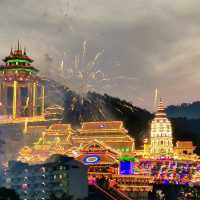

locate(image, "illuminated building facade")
[[73, 121, 135, 153], [150, 99, 173, 157], [44, 104, 64, 120], [143, 138, 151, 158], [8, 155, 88, 200], [76, 140, 119, 166], [174, 141, 197, 160], [0, 42, 45, 122], [191, 170, 200, 186], [18, 124, 75, 163]]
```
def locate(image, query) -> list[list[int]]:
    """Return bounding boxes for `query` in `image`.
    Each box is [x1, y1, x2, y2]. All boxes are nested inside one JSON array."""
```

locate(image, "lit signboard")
[[83, 155, 101, 165]]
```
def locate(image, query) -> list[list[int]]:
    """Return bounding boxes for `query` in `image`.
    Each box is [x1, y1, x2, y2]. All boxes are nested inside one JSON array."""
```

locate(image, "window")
[[72, 165, 79, 169]]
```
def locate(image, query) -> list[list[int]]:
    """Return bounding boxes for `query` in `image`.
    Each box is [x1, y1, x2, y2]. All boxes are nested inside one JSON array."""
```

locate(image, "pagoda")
[[150, 99, 173, 158], [0, 41, 45, 122]]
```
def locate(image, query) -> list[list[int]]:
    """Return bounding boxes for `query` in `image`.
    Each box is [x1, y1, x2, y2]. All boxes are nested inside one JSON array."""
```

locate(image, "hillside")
[[63, 91, 152, 147]]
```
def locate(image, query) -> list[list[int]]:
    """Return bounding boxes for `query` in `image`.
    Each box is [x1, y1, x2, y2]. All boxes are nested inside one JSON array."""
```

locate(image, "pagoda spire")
[[155, 98, 166, 117], [158, 98, 164, 111]]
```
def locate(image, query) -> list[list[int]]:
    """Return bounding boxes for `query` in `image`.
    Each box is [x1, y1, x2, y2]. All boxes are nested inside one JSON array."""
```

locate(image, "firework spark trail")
[[82, 40, 87, 61], [60, 60, 64, 73]]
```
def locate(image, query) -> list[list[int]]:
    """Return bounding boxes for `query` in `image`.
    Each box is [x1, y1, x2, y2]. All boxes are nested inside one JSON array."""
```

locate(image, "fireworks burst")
[[57, 41, 138, 100], [58, 41, 109, 96]]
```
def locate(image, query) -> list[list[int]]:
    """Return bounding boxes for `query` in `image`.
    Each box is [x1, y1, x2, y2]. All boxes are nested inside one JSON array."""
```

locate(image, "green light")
[[126, 147, 129, 152], [0, 67, 38, 73], [118, 155, 138, 162], [7, 59, 31, 64]]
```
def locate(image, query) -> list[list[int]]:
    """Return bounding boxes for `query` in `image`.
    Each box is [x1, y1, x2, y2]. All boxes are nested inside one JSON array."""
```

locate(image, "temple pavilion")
[[73, 121, 135, 153], [18, 124, 75, 163], [0, 42, 45, 123]]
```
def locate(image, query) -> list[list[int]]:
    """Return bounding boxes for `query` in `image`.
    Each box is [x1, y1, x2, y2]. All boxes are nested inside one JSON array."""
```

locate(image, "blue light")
[[120, 161, 134, 175], [163, 180, 169, 185]]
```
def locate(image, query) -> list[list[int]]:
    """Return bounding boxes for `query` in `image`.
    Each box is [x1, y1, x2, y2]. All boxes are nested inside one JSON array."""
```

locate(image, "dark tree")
[[49, 192, 73, 200], [0, 187, 20, 200]]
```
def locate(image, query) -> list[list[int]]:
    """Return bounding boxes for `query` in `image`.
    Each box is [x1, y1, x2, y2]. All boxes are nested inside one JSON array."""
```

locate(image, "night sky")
[[0, 0, 200, 111]]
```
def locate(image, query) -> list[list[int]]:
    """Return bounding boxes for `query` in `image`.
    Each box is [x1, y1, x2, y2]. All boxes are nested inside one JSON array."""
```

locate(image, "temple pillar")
[[33, 82, 37, 116], [0, 83, 2, 115], [41, 84, 45, 116], [16, 85, 21, 117], [27, 82, 33, 117], [2, 82, 7, 116]]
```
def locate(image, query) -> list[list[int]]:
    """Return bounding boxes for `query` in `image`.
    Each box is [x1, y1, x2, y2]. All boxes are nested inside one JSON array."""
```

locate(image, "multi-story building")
[[44, 104, 64, 120], [0, 166, 5, 187], [150, 99, 173, 157], [174, 141, 198, 160], [8, 155, 88, 200]]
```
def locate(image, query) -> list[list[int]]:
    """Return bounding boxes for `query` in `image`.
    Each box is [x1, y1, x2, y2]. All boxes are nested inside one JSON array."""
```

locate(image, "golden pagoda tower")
[[0, 41, 45, 122], [150, 99, 173, 157]]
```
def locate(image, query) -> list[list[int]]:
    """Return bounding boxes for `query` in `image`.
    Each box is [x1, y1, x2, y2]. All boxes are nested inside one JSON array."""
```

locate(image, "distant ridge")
[[166, 101, 200, 119]]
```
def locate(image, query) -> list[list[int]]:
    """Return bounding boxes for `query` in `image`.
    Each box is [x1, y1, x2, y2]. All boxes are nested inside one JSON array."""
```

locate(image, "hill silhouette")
[[166, 101, 200, 119]]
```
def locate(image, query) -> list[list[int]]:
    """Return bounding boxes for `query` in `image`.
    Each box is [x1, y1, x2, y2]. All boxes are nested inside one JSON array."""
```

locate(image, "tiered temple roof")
[[74, 121, 135, 153], [81, 121, 124, 130], [0, 41, 39, 76], [78, 121, 128, 136]]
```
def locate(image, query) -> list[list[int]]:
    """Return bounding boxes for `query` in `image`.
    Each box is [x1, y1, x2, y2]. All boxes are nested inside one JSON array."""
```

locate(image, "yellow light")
[[33, 82, 36, 116], [12, 80, 17, 119], [41, 84, 45, 115]]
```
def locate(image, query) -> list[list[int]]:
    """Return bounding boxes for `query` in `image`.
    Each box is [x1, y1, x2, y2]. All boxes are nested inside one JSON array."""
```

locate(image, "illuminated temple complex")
[[150, 99, 173, 157], [0, 42, 45, 123], [17, 121, 135, 164]]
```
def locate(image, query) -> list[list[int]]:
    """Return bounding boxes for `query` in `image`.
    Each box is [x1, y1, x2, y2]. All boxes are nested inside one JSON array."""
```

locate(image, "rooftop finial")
[[10, 47, 13, 55], [18, 40, 19, 50], [24, 47, 27, 55]]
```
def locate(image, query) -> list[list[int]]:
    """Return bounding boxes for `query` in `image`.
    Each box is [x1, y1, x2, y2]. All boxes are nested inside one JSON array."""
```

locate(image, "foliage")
[[49, 192, 73, 200], [0, 187, 20, 200]]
